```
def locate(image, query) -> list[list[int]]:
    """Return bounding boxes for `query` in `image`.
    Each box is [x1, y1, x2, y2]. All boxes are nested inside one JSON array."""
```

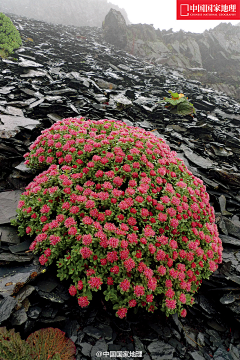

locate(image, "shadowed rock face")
[[102, 11, 240, 100], [0, 0, 130, 27], [1, 13, 240, 360]]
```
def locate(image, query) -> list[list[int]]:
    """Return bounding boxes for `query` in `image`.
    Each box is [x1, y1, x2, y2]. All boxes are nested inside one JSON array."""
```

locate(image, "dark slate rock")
[[147, 341, 175, 360], [222, 217, 240, 239], [0, 263, 41, 297], [0, 253, 33, 263], [10, 307, 28, 326], [0, 190, 22, 224], [9, 239, 32, 253], [219, 235, 240, 247], [80, 343, 93, 357], [36, 290, 65, 303], [35, 276, 59, 293], [90, 338, 108, 360], [83, 325, 103, 340], [189, 352, 205, 360], [0, 225, 20, 245], [15, 285, 35, 307], [0, 115, 40, 139], [213, 346, 234, 360], [27, 305, 42, 320], [0, 296, 17, 324]]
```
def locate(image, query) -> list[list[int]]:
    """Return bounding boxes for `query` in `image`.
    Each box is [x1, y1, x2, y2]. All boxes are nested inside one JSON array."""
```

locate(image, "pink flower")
[[107, 277, 114, 285], [147, 278, 157, 291], [146, 294, 153, 303], [82, 216, 93, 225], [78, 296, 90, 308], [180, 309, 187, 317], [64, 217, 77, 228], [69, 285, 77, 296], [40, 204, 51, 213], [179, 293, 187, 304], [165, 288, 175, 298], [82, 234, 93, 245], [124, 258, 136, 272], [170, 218, 179, 228], [129, 299, 137, 307], [157, 265, 166, 276], [108, 237, 119, 248], [144, 227, 155, 237], [39, 254, 48, 265], [77, 280, 83, 290], [80, 247, 93, 259], [119, 279, 131, 292], [134, 285, 145, 297], [110, 265, 119, 274], [68, 227, 77, 235], [165, 279, 172, 288], [88, 276, 103, 289], [26, 226, 32, 234], [165, 299, 176, 309], [44, 248, 51, 257], [156, 250, 166, 261], [116, 307, 128, 319]]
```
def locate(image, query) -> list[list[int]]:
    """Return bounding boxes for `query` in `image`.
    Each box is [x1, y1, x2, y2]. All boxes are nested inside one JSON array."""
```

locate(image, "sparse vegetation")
[[0, 13, 22, 58]]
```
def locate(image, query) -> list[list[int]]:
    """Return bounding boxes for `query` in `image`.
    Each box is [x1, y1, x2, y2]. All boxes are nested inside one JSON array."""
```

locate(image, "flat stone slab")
[[0, 225, 20, 244], [0, 263, 41, 297], [0, 114, 40, 138], [0, 190, 22, 224]]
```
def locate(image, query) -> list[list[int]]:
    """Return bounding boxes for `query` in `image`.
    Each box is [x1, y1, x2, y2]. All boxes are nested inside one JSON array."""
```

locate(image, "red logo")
[[177, 0, 240, 20]]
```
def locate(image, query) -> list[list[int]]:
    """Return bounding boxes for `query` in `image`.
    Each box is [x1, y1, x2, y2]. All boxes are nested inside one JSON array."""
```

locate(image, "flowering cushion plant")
[[13, 118, 223, 319]]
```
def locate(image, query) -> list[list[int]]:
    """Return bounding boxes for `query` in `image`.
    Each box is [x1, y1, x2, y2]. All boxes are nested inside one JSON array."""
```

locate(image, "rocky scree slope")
[[0, 13, 240, 360], [103, 9, 240, 100]]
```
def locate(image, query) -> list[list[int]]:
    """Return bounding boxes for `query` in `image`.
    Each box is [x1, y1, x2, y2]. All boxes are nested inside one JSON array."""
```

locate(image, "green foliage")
[[0, 327, 76, 360], [26, 328, 76, 360], [0, 13, 22, 56], [160, 90, 196, 116], [0, 327, 31, 360]]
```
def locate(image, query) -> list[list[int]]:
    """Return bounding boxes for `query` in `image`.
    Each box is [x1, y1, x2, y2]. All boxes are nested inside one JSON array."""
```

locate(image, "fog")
[[109, 0, 240, 33]]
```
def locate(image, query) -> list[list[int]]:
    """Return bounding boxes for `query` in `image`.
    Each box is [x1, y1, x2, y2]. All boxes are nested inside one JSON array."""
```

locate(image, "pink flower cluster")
[[16, 118, 223, 319]]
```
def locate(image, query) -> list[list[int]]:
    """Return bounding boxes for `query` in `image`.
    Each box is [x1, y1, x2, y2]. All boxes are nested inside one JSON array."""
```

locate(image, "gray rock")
[[147, 341, 175, 360], [80, 342, 93, 357], [0, 225, 20, 245], [0, 253, 33, 263], [0, 115, 40, 139], [10, 307, 27, 326], [91, 338, 108, 360], [15, 284, 35, 307], [189, 351, 205, 360], [213, 346, 233, 360], [27, 305, 42, 319], [229, 344, 239, 360], [0, 190, 22, 224], [0, 296, 17, 324], [83, 325, 103, 340]]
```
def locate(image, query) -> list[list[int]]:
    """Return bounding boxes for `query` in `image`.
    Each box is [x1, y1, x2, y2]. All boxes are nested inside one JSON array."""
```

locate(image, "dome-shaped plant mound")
[[15, 118, 223, 318], [0, 13, 22, 57]]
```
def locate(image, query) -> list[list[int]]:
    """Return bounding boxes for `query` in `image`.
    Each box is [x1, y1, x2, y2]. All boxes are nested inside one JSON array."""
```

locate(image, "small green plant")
[[0, 13, 22, 58], [0, 327, 76, 360], [0, 327, 31, 360], [12, 118, 222, 319], [160, 90, 196, 116]]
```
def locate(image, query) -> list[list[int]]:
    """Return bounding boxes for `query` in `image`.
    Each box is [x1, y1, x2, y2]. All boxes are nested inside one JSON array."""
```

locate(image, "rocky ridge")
[[0, 0, 130, 28], [0, 13, 240, 360], [103, 9, 240, 101]]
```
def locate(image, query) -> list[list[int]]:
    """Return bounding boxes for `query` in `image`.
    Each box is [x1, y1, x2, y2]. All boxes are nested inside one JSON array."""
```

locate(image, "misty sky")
[[109, 0, 240, 33]]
